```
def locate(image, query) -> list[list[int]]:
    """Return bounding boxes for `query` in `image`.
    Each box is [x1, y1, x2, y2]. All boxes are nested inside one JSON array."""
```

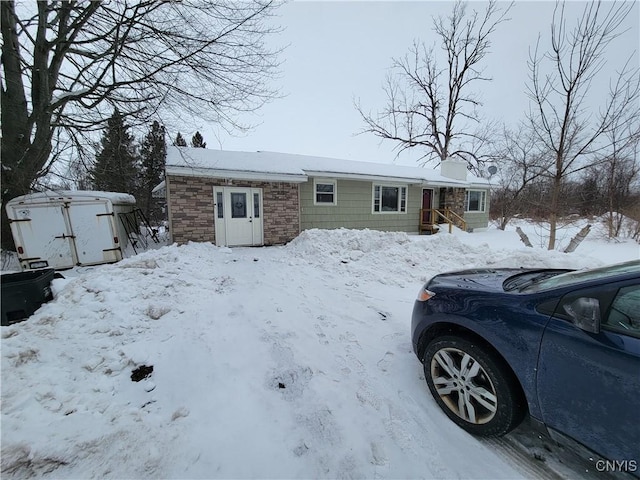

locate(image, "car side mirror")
[[563, 297, 600, 333]]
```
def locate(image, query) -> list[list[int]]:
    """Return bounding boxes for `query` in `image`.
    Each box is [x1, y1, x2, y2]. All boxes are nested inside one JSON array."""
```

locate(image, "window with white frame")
[[373, 184, 407, 213], [314, 179, 337, 205], [465, 190, 486, 212]]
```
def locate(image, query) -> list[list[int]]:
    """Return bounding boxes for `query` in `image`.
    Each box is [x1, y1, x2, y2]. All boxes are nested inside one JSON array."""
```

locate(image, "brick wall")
[[263, 182, 300, 245], [167, 175, 300, 245]]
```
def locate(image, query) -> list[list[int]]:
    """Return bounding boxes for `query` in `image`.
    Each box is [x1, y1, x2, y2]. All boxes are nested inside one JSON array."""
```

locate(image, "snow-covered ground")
[[1, 219, 638, 479]]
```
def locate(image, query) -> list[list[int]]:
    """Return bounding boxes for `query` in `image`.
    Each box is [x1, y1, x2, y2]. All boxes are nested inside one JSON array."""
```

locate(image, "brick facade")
[[167, 175, 300, 246]]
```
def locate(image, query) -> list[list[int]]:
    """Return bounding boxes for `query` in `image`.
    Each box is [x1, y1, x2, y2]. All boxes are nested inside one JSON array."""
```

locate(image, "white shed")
[[5, 191, 136, 270]]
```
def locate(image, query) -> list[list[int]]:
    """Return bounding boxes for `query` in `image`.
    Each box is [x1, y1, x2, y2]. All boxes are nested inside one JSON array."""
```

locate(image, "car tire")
[[423, 336, 525, 437]]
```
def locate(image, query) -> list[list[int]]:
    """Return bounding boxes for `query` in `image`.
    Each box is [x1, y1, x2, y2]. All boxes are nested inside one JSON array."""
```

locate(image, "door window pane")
[[254, 193, 260, 218], [231, 193, 247, 218], [216, 192, 223, 218], [605, 285, 640, 335]]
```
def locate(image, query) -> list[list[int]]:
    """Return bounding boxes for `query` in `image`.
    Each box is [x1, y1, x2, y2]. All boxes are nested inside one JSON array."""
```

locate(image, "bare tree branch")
[[1, 0, 284, 249], [526, 0, 639, 249], [356, 0, 513, 169]]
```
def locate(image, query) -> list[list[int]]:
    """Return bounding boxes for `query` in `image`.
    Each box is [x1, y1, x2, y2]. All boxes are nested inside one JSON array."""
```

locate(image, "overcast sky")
[[199, 1, 639, 169]]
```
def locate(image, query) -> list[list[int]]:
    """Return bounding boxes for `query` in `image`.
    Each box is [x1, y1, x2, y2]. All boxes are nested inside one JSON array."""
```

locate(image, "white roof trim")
[[467, 182, 491, 189], [305, 170, 422, 184], [166, 165, 309, 183], [422, 180, 477, 188], [307, 170, 472, 187]]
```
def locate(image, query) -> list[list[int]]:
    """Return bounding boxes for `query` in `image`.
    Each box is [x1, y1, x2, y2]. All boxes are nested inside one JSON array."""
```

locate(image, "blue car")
[[411, 260, 640, 472]]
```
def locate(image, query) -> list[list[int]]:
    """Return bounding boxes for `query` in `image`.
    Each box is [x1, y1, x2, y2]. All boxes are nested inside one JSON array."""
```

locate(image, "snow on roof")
[[152, 181, 166, 194], [165, 147, 489, 186], [7, 190, 136, 205]]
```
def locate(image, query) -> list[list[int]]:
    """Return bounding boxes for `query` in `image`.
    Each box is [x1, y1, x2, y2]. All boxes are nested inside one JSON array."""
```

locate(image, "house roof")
[[165, 147, 489, 187]]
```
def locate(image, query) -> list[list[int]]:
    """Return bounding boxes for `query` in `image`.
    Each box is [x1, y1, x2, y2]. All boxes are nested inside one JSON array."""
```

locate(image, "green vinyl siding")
[[463, 211, 490, 230], [300, 178, 422, 232]]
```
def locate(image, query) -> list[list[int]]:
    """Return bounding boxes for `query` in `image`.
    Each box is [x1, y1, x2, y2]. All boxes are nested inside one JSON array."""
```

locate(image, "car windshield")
[[522, 260, 640, 292]]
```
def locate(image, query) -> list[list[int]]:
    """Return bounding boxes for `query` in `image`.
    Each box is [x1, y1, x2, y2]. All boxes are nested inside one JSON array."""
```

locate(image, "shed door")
[[8, 203, 76, 270], [67, 201, 121, 265]]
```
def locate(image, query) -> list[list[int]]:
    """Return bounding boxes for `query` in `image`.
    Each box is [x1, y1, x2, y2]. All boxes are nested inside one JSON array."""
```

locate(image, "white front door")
[[214, 187, 263, 247]]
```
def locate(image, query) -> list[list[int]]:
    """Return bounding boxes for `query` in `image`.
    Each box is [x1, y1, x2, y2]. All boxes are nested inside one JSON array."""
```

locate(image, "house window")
[[373, 185, 407, 213], [314, 179, 337, 205], [465, 190, 486, 212]]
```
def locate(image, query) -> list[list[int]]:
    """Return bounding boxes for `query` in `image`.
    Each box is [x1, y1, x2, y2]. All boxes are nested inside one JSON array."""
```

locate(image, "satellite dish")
[[488, 165, 498, 175]]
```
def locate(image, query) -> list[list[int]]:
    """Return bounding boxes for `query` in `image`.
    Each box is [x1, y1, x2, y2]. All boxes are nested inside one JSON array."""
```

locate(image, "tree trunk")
[[547, 167, 563, 250], [1, 141, 53, 250]]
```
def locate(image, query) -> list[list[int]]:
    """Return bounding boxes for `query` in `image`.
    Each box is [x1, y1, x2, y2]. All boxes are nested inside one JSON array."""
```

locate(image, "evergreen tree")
[[191, 131, 207, 148], [89, 109, 139, 194], [174, 132, 187, 146], [139, 121, 167, 223]]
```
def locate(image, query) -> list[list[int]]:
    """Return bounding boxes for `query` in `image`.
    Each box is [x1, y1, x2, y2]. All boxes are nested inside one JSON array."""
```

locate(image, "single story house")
[[163, 147, 491, 247]]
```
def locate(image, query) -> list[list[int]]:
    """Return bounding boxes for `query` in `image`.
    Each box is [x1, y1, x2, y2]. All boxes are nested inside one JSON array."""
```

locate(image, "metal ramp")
[[118, 208, 160, 254]]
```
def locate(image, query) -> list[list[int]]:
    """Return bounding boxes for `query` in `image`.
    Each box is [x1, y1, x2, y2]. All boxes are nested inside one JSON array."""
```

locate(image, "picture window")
[[373, 185, 407, 213], [465, 190, 486, 212]]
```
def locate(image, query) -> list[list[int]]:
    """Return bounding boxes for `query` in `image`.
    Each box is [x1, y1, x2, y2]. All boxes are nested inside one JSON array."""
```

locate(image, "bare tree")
[[595, 113, 640, 238], [490, 125, 547, 229], [356, 1, 512, 170], [1, 0, 282, 249], [526, 0, 640, 249]]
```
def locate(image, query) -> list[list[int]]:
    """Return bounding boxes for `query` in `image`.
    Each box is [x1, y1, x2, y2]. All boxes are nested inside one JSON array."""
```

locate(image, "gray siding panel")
[[300, 178, 422, 232]]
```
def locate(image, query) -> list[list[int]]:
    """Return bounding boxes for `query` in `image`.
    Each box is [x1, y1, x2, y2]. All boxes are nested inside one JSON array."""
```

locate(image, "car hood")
[[428, 268, 523, 292], [427, 268, 577, 293]]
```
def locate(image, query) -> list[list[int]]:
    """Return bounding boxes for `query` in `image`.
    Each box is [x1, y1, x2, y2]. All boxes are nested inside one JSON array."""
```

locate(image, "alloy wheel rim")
[[430, 347, 498, 424]]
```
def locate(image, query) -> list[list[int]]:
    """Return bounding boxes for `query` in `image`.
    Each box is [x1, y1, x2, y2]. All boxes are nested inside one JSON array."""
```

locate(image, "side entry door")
[[216, 187, 263, 247], [537, 280, 640, 463]]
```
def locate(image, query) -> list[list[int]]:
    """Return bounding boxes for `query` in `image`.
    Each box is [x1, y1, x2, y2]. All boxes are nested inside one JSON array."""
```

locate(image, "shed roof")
[[165, 147, 489, 187], [7, 190, 136, 205]]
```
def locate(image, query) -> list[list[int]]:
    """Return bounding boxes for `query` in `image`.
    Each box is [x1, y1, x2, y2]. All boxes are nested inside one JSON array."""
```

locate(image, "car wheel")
[[423, 336, 525, 437]]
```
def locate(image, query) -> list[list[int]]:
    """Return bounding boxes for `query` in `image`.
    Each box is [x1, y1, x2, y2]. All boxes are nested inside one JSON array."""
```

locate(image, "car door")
[[536, 279, 640, 463]]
